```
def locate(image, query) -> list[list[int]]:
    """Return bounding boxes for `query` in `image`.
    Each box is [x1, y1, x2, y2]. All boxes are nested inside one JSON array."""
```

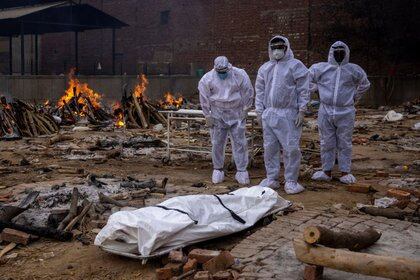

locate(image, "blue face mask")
[[217, 72, 228, 80]]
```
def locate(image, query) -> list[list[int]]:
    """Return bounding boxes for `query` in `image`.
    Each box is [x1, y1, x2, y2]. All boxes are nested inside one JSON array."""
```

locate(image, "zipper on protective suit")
[[332, 66, 341, 120], [269, 62, 280, 107]]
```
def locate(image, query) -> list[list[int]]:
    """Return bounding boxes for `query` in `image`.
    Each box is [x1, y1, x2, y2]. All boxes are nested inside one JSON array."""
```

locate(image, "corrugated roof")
[[0, 4, 128, 36], [0, 1, 66, 20]]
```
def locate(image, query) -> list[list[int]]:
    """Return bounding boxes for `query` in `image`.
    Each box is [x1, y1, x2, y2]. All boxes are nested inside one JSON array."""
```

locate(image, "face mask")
[[333, 49, 346, 64], [217, 72, 228, 80], [272, 49, 285, 60]]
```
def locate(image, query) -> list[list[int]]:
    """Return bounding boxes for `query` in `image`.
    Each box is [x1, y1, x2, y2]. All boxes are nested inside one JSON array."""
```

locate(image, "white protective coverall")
[[309, 41, 370, 184], [255, 36, 310, 194], [198, 56, 254, 184]]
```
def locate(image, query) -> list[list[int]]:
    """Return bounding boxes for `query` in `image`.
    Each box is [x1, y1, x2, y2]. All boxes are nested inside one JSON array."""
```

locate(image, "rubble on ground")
[[0, 105, 419, 279]]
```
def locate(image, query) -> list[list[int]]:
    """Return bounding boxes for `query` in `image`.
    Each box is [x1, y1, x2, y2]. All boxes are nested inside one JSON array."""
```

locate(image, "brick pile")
[[156, 248, 241, 280]]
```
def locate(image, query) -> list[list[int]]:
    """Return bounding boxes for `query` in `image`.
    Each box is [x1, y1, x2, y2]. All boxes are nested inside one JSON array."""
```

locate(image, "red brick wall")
[[46, 0, 411, 76], [40, 0, 318, 75]]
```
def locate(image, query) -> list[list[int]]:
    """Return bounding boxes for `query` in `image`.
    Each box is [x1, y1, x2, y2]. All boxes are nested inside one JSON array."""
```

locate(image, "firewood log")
[[58, 188, 79, 230], [0, 191, 39, 222], [132, 95, 148, 128], [49, 134, 73, 145], [0, 221, 72, 241], [144, 101, 167, 124], [64, 200, 93, 232], [32, 113, 49, 134], [26, 111, 38, 136], [293, 238, 420, 280], [303, 226, 381, 251], [99, 193, 128, 207], [63, 100, 76, 123], [127, 106, 140, 128], [360, 206, 406, 220]]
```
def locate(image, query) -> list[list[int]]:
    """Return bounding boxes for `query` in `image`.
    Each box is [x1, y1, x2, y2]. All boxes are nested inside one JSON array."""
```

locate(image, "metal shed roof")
[[0, 2, 66, 20], [0, 2, 128, 36]]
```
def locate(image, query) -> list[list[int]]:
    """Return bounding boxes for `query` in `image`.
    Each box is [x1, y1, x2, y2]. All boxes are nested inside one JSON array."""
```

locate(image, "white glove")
[[205, 116, 214, 128], [295, 111, 304, 127], [256, 114, 262, 127]]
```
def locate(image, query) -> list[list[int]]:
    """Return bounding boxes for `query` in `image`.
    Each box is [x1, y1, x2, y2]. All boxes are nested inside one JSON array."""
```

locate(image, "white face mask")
[[272, 49, 285, 60]]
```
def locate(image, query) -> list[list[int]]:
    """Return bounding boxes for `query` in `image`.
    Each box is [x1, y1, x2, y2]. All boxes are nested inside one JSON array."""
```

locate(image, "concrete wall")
[[0, 75, 419, 106]]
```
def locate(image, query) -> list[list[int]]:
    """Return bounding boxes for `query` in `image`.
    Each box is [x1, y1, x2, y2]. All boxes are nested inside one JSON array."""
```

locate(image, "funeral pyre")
[[57, 69, 113, 125], [0, 96, 59, 140], [113, 75, 185, 129]]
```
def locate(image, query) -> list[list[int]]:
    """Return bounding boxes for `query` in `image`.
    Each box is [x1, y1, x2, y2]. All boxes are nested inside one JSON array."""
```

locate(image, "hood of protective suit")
[[328, 41, 350, 65], [268, 35, 294, 61], [214, 56, 232, 72]]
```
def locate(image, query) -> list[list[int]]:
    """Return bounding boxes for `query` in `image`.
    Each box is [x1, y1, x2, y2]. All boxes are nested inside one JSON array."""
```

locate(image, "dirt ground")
[[0, 107, 419, 279]]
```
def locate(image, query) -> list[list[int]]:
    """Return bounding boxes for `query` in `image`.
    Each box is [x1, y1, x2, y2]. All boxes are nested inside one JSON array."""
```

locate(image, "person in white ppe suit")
[[310, 41, 370, 184], [198, 56, 254, 185], [255, 36, 310, 194]]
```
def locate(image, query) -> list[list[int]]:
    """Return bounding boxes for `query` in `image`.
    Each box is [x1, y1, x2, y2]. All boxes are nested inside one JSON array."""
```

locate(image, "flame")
[[44, 100, 50, 106], [158, 92, 184, 109], [115, 112, 125, 128], [112, 101, 125, 128], [58, 68, 102, 115], [134, 74, 149, 100]]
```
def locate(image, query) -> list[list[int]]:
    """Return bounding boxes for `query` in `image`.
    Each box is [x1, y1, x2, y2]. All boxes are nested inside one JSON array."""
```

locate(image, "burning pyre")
[[58, 69, 112, 125], [157, 92, 184, 110], [114, 75, 167, 129]]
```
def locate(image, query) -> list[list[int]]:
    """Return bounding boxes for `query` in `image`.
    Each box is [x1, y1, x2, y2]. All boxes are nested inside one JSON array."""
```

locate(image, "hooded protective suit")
[[198, 56, 254, 184], [309, 41, 370, 180], [255, 36, 310, 193]]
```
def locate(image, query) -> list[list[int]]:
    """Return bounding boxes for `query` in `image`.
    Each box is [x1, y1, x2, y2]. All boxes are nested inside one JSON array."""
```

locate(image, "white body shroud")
[[94, 186, 291, 258]]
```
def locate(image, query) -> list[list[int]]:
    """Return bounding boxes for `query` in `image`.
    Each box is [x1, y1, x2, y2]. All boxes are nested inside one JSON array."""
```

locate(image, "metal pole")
[[112, 28, 116, 75], [35, 34, 39, 75], [20, 23, 25, 75], [167, 112, 171, 160], [9, 36, 12, 75], [75, 31, 79, 74]]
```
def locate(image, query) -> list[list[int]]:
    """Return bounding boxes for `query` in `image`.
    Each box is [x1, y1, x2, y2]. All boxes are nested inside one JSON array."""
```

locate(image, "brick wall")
[[38, 0, 418, 76], [40, 0, 314, 75]]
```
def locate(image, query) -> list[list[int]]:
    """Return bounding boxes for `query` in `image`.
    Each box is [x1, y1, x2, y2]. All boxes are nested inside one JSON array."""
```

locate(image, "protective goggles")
[[216, 68, 229, 74], [270, 43, 287, 50]]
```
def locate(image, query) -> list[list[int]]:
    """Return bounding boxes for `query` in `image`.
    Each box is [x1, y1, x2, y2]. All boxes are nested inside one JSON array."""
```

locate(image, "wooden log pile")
[[116, 76, 167, 129], [57, 87, 113, 125], [0, 96, 59, 139]]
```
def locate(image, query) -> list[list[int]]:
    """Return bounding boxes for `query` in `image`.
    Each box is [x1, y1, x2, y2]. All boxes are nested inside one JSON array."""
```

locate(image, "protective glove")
[[205, 116, 214, 128], [256, 114, 262, 127], [295, 111, 305, 127]]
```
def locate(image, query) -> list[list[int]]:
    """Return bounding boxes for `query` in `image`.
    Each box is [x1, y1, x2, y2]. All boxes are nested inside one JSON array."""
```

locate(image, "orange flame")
[[44, 100, 50, 106], [112, 101, 125, 128], [58, 68, 102, 115], [115, 112, 125, 128], [158, 92, 184, 109], [134, 74, 149, 100]]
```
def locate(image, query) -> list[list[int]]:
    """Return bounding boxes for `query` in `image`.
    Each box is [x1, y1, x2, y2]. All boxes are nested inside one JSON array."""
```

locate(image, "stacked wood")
[[117, 85, 167, 129], [0, 97, 59, 139], [57, 87, 112, 125]]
